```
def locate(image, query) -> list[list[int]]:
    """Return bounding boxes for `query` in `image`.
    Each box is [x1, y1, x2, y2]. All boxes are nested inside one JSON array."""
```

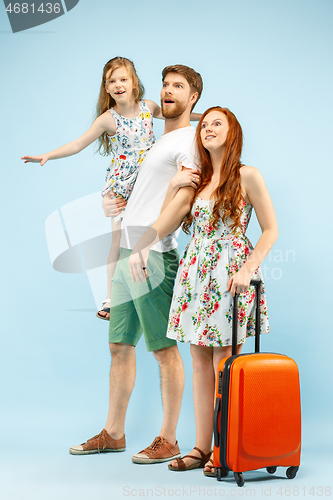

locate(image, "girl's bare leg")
[[98, 217, 122, 319]]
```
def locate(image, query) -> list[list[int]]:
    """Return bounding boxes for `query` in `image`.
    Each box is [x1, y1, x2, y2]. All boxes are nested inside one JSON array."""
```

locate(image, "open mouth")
[[164, 98, 175, 104], [115, 91, 125, 95], [205, 135, 215, 140]]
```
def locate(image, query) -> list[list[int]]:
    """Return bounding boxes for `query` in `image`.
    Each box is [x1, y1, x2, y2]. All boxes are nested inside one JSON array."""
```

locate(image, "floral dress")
[[101, 100, 155, 222], [167, 197, 269, 347]]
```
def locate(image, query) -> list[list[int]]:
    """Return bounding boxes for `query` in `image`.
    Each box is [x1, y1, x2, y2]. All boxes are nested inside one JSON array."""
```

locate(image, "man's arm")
[[144, 100, 202, 122], [128, 187, 194, 283], [160, 129, 199, 210], [190, 112, 202, 121], [161, 162, 200, 213]]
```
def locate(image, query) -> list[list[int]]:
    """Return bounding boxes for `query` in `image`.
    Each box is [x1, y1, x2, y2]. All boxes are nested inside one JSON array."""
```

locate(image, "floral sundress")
[[166, 197, 269, 347], [101, 100, 155, 222]]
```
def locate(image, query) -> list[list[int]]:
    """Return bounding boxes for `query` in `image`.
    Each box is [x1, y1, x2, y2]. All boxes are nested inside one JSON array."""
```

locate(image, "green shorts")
[[109, 247, 179, 352]]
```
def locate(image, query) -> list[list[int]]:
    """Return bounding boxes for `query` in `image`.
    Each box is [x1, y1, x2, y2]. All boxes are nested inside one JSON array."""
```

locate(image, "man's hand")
[[129, 247, 150, 283], [102, 192, 127, 217]]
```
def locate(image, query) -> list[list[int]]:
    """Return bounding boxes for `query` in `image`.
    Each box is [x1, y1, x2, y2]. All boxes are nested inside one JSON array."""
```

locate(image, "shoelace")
[[87, 430, 107, 453], [149, 437, 165, 452]]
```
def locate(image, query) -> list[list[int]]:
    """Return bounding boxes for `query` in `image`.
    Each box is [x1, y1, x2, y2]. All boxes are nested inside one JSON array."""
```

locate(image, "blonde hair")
[[96, 57, 145, 156]]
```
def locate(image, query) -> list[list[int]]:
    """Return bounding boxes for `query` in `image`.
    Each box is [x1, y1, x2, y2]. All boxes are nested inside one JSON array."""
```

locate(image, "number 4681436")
[[6, 3, 61, 14]]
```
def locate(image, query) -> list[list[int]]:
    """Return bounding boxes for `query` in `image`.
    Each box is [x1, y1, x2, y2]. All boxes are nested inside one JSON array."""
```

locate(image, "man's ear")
[[190, 92, 199, 106]]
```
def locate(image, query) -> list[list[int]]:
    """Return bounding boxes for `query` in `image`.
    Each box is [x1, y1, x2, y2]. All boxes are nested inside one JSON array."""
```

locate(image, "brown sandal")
[[203, 458, 215, 477], [203, 457, 228, 478], [168, 447, 211, 471]]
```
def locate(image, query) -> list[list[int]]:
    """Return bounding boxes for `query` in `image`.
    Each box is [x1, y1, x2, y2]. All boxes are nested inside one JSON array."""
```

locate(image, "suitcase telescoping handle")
[[232, 279, 262, 356], [214, 280, 262, 448]]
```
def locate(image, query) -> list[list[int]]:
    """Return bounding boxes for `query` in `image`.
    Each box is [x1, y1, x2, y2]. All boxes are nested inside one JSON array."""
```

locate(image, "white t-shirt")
[[120, 126, 198, 252]]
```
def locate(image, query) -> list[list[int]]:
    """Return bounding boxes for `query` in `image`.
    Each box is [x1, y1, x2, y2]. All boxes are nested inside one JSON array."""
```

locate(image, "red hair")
[[182, 107, 244, 234]]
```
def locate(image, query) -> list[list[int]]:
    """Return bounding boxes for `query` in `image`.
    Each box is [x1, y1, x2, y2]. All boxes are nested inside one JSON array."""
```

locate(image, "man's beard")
[[161, 99, 187, 119]]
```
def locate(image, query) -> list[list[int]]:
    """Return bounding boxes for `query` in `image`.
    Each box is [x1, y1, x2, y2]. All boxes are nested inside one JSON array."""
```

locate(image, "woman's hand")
[[102, 192, 127, 217], [129, 247, 150, 283], [21, 154, 50, 166], [227, 267, 252, 297], [171, 161, 201, 190]]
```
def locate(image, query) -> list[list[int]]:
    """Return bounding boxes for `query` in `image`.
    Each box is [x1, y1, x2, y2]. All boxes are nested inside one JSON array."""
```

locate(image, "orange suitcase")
[[213, 280, 301, 487]]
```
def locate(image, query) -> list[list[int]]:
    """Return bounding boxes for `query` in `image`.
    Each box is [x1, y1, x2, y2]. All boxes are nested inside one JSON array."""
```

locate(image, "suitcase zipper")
[[219, 354, 238, 471]]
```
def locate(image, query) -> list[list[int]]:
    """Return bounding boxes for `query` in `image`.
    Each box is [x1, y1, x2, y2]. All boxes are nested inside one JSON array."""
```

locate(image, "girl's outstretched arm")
[[144, 100, 202, 121], [22, 112, 116, 166], [227, 166, 279, 296]]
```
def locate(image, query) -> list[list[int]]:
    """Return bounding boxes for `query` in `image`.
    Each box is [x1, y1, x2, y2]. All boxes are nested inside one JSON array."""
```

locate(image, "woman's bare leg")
[[169, 344, 214, 467], [203, 343, 243, 474]]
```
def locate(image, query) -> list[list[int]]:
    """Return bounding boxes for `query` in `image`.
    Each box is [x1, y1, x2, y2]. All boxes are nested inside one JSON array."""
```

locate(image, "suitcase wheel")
[[215, 467, 228, 481], [234, 472, 245, 487], [286, 466, 299, 479], [266, 466, 277, 474]]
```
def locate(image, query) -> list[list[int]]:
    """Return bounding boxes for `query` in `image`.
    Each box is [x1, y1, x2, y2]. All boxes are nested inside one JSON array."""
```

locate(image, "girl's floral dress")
[[101, 100, 155, 222], [167, 197, 269, 347]]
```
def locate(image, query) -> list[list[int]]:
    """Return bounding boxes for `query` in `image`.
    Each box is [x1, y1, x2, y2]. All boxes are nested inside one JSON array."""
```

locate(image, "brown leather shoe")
[[132, 436, 181, 464], [69, 429, 126, 455]]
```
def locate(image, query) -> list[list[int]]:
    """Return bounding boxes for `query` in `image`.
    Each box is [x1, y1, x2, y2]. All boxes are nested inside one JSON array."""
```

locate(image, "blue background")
[[0, 0, 332, 498]]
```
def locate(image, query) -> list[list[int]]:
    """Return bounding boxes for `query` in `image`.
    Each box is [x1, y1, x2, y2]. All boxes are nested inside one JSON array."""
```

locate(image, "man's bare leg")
[[104, 342, 136, 439], [131, 345, 184, 464], [154, 345, 185, 445], [69, 342, 135, 454]]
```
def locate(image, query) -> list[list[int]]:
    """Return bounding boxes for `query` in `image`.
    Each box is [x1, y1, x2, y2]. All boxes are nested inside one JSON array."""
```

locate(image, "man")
[[69, 65, 203, 464]]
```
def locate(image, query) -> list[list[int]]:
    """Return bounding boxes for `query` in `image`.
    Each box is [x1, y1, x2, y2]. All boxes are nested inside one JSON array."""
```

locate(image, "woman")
[[165, 106, 278, 474]]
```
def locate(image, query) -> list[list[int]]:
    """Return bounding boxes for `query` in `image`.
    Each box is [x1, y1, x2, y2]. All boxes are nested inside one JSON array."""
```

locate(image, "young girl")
[[22, 57, 201, 320], [128, 106, 278, 473]]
